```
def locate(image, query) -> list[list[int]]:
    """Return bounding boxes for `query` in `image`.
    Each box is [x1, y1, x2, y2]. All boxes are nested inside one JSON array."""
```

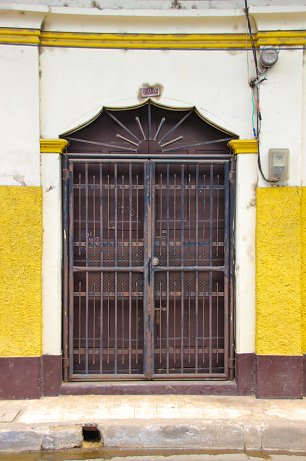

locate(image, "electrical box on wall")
[[269, 149, 289, 181]]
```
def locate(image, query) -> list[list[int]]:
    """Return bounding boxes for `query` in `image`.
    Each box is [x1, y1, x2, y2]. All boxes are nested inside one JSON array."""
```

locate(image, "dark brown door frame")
[[62, 154, 235, 382]]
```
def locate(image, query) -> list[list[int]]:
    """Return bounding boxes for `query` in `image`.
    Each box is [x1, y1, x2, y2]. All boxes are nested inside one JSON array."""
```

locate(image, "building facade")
[[0, 0, 305, 399]]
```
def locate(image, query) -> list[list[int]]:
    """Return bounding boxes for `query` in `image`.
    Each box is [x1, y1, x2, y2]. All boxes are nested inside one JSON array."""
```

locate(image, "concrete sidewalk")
[[1, 395, 306, 454]]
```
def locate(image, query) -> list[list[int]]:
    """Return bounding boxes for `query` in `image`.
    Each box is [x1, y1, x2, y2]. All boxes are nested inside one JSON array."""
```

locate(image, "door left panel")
[[68, 160, 145, 379]]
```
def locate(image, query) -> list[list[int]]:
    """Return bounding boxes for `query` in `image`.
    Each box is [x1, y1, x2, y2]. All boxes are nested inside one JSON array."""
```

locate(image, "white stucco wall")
[[40, 48, 252, 138], [1, 3, 305, 361], [41, 154, 62, 356], [0, 45, 41, 186], [258, 49, 304, 188], [302, 51, 306, 186]]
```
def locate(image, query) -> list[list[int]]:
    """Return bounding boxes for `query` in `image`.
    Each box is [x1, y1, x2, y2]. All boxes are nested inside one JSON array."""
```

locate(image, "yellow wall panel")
[[0, 186, 42, 357], [301, 188, 306, 354], [256, 187, 302, 355]]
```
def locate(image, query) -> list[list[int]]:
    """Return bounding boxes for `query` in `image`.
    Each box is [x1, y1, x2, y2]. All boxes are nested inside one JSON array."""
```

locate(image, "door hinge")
[[229, 170, 235, 183]]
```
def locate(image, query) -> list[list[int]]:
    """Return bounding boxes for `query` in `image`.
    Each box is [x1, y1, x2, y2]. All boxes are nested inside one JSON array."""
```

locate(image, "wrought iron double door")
[[65, 158, 232, 380]]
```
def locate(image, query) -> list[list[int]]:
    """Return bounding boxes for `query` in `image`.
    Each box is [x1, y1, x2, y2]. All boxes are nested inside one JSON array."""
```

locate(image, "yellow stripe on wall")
[[256, 187, 303, 356], [0, 28, 305, 49], [0, 186, 42, 357], [301, 188, 306, 354]]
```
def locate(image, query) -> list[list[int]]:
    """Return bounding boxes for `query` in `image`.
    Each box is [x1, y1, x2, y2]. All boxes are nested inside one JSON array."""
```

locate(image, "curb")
[[0, 420, 306, 454]]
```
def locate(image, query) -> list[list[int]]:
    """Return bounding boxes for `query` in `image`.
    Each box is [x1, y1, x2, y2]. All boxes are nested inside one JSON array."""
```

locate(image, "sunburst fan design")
[[64, 102, 234, 154]]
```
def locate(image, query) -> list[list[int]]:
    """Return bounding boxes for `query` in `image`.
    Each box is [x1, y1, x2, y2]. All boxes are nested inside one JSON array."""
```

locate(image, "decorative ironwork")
[[64, 101, 234, 155], [62, 102, 236, 382]]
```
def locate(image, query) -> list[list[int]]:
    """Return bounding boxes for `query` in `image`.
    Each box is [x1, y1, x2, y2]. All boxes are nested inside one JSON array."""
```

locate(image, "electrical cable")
[[244, 0, 279, 184]]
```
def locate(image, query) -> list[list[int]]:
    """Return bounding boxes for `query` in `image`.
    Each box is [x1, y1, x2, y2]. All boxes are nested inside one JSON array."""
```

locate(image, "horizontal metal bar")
[[73, 266, 144, 272], [66, 155, 232, 162], [152, 373, 228, 379], [70, 374, 146, 380], [153, 266, 225, 271]]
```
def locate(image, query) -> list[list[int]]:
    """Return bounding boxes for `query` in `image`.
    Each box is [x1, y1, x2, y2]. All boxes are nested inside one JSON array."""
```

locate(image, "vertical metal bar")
[[93, 174, 96, 260], [121, 173, 124, 258], [107, 174, 110, 257], [202, 286, 205, 364], [68, 161, 74, 378], [100, 272, 103, 374], [173, 281, 176, 364], [107, 281, 110, 365], [93, 282, 96, 366], [195, 164, 199, 373], [85, 271, 89, 374], [188, 172, 191, 258], [181, 271, 184, 373], [180, 165, 185, 373], [148, 102, 152, 139], [99, 164, 103, 374], [216, 281, 219, 364], [92, 174, 96, 368], [115, 271, 118, 374], [78, 174, 81, 256], [114, 164, 118, 266], [203, 172, 206, 261], [135, 280, 139, 364], [209, 270, 212, 374], [229, 156, 236, 381], [166, 164, 170, 373], [121, 280, 125, 366], [209, 164, 213, 373], [173, 173, 176, 255], [129, 164, 132, 373], [85, 164, 89, 266], [166, 270, 170, 374], [209, 165, 213, 266], [188, 280, 191, 364], [114, 164, 118, 374], [159, 172, 162, 257], [143, 161, 153, 378], [62, 156, 70, 381], [159, 281, 162, 365], [136, 174, 139, 259], [166, 165, 170, 265], [224, 161, 230, 377], [216, 173, 220, 257], [78, 281, 81, 364]]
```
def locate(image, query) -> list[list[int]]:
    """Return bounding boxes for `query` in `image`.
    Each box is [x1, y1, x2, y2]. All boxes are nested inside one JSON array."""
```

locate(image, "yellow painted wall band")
[[40, 32, 252, 49], [40, 139, 69, 154], [301, 189, 306, 353], [0, 186, 42, 357], [228, 139, 258, 154], [0, 28, 40, 45], [0, 28, 305, 49], [256, 187, 303, 356]]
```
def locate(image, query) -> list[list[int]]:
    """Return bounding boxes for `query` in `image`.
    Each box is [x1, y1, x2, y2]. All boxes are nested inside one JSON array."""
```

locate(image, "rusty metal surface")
[[62, 103, 235, 381]]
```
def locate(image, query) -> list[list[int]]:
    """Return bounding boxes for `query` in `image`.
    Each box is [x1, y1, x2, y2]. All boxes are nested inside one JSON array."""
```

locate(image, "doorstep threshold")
[[60, 380, 238, 395]]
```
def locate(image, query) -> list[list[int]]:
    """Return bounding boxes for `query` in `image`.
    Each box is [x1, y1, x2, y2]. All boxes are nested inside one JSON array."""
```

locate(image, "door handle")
[[152, 256, 159, 266]]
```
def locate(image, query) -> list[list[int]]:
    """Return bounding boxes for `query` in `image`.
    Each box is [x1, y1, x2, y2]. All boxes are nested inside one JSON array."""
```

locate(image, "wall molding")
[[0, 28, 41, 46], [0, 28, 305, 49], [228, 139, 258, 155], [40, 139, 69, 154]]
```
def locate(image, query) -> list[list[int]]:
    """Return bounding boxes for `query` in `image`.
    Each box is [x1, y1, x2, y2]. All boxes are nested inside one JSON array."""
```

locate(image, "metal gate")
[[62, 102, 235, 381], [63, 159, 233, 380]]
